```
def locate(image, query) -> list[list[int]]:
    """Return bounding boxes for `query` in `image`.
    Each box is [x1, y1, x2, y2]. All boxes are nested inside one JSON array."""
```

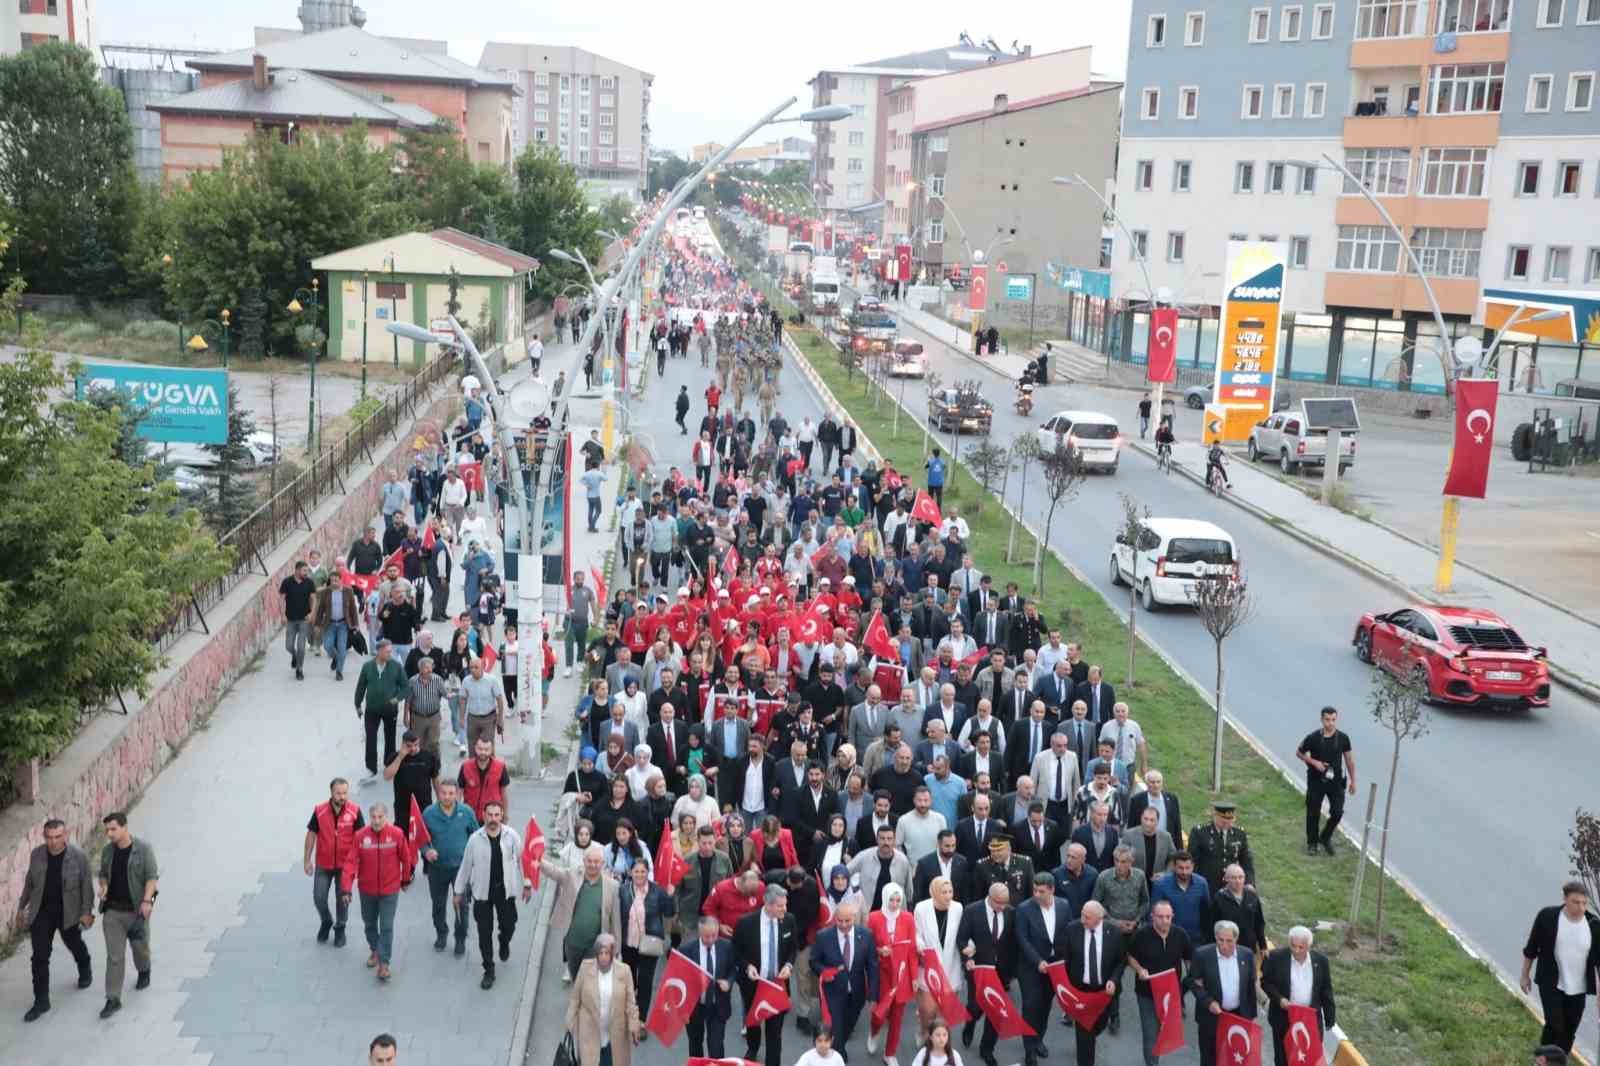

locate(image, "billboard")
[[1209, 241, 1285, 442], [76, 364, 230, 444], [1005, 275, 1033, 301]]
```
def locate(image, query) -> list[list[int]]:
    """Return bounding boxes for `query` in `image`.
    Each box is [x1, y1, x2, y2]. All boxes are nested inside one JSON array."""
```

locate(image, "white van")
[[1108, 518, 1238, 609], [1036, 410, 1123, 473]]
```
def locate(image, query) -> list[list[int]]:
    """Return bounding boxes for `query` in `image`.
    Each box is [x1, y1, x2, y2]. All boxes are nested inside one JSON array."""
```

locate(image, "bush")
[[122, 318, 181, 341]]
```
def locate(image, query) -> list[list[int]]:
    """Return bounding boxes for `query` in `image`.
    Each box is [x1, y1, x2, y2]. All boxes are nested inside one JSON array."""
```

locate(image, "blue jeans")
[[413, 500, 427, 527], [312, 867, 349, 930], [322, 621, 349, 673], [587, 496, 602, 531], [360, 891, 398, 964]]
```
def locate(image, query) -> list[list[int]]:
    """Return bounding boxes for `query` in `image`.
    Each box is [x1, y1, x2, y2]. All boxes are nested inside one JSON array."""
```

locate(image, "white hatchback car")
[[1036, 410, 1122, 473], [1108, 517, 1238, 610]]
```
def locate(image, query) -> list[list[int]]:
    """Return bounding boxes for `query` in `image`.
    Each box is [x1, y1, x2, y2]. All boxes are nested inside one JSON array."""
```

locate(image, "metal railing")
[[152, 354, 458, 653]]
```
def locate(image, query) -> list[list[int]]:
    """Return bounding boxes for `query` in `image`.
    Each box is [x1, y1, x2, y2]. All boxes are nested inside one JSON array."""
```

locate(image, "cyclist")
[[1205, 440, 1232, 491], [1154, 419, 1176, 469]]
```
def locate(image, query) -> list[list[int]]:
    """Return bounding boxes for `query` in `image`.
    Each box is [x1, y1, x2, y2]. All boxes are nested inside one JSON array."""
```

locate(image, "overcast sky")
[[98, 0, 1132, 155]]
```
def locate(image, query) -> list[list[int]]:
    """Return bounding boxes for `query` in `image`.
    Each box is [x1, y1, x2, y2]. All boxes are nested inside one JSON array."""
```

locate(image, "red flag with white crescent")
[[521, 815, 545, 889], [863, 611, 897, 661], [920, 947, 969, 1025], [407, 794, 431, 851], [971, 965, 1034, 1038], [591, 565, 608, 614], [1149, 968, 1185, 1054], [910, 490, 942, 527], [959, 645, 990, 669], [655, 819, 687, 888], [817, 966, 841, 1028], [1217, 1011, 1263, 1066], [1047, 961, 1112, 1029], [381, 546, 405, 575], [810, 541, 833, 572], [873, 939, 917, 1024], [1147, 306, 1179, 384], [1283, 1004, 1324, 1066], [421, 523, 436, 550], [744, 977, 791, 1028], [795, 601, 830, 644], [458, 460, 484, 495], [1443, 377, 1498, 499], [647, 949, 712, 1043]]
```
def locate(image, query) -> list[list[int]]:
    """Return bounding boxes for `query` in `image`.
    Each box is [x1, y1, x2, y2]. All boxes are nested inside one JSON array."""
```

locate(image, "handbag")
[[638, 934, 666, 958], [348, 628, 369, 657], [552, 1032, 577, 1066]]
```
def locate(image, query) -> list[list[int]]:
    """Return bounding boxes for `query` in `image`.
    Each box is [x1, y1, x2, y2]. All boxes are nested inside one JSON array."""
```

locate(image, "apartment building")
[[1, 0, 92, 55], [480, 43, 652, 203], [1115, 0, 1600, 396]]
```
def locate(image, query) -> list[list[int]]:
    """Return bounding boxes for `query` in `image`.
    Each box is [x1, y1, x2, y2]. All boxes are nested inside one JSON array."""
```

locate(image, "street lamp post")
[[288, 277, 321, 453], [935, 200, 1014, 352], [1477, 304, 1564, 378], [360, 270, 369, 401], [185, 308, 231, 367], [385, 253, 399, 371]]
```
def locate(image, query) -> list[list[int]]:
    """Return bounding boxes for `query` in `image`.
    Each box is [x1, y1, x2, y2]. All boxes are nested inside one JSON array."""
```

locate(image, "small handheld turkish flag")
[[408, 795, 431, 852], [1148, 968, 1185, 1054], [1283, 1004, 1324, 1065], [817, 966, 842, 1028], [910, 490, 942, 527], [1443, 378, 1498, 499], [744, 977, 791, 1028], [959, 645, 990, 669], [921, 947, 970, 1025], [521, 816, 546, 889], [458, 460, 484, 495], [421, 523, 436, 550], [1216, 1010, 1263, 1066], [591, 565, 608, 613], [863, 611, 897, 660], [1047, 960, 1112, 1029], [647, 949, 712, 1043], [655, 819, 687, 888], [795, 601, 830, 644], [972, 965, 1033, 1038]]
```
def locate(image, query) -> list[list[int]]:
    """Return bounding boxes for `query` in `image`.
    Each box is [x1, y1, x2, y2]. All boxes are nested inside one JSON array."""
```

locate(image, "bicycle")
[[1156, 443, 1173, 475], [1206, 462, 1228, 497]]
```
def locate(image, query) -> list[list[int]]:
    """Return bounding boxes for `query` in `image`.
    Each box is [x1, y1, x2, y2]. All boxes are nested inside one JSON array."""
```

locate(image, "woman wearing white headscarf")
[[670, 772, 720, 832], [866, 881, 917, 1061], [624, 744, 660, 802]]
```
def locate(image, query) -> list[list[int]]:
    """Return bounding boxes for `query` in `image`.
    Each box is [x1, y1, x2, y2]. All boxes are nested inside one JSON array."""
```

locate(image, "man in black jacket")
[[1261, 927, 1337, 1066], [913, 830, 971, 905], [1521, 882, 1600, 1055], [647, 703, 692, 797], [724, 735, 777, 824], [685, 915, 736, 1058], [956, 882, 1019, 1066], [1189, 921, 1258, 1066], [1071, 665, 1116, 727], [1015, 873, 1072, 1065], [347, 526, 384, 575], [1061, 901, 1126, 1066], [781, 763, 839, 868], [732, 885, 798, 1066], [854, 791, 897, 853]]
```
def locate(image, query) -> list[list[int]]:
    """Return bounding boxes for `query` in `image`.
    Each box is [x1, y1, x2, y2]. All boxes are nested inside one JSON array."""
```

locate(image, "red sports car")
[[1352, 605, 1550, 708]]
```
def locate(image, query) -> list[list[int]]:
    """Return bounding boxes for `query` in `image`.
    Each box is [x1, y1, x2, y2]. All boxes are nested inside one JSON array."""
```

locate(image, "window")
[[1507, 245, 1532, 279], [578, 130, 589, 146], [1528, 74, 1554, 112], [1411, 228, 1483, 277], [1282, 6, 1304, 38], [848, 130, 864, 146], [1235, 161, 1256, 192], [1558, 161, 1583, 195], [598, 112, 613, 126], [1167, 232, 1187, 262], [1148, 14, 1168, 45], [534, 90, 549, 104], [374, 281, 405, 300], [579, 114, 590, 129], [1174, 160, 1193, 191], [1179, 86, 1199, 118], [1229, 232, 1249, 242], [1313, 3, 1336, 36], [533, 129, 548, 144], [850, 104, 865, 117], [847, 157, 863, 173], [599, 94, 615, 108], [533, 108, 548, 122], [927, 220, 944, 243], [599, 76, 615, 89], [1567, 73, 1595, 111], [929, 174, 945, 197], [1546, 246, 1572, 281], [599, 130, 614, 145], [847, 182, 864, 199], [1305, 83, 1327, 117], [1259, 233, 1280, 243], [1131, 230, 1150, 259], [1429, 63, 1505, 114], [578, 148, 589, 164], [1142, 88, 1161, 119], [1290, 236, 1311, 268], [1356, 0, 1422, 37], [1587, 247, 1600, 283], [1249, 7, 1271, 40], [1186, 11, 1206, 43], [1582, 0, 1600, 22], [1298, 165, 1318, 193], [599, 149, 613, 162], [534, 72, 549, 86], [1242, 85, 1264, 118], [1274, 84, 1295, 117], [1421, 147, 1490, 196], [928, 134, 948, 152], [1517, 161, 1541, 195], [1437, 0, 1512, 32], [1267, 162, 1288, 192], [560, 75, 570, 88], [1135, 160, 1155, 190], [1336, 225, 1403, 271], [1538, 0, 1565, 25]]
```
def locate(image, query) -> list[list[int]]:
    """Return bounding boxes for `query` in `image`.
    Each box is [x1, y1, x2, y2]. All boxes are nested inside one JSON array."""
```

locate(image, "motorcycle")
[[1014, 382, 1035, 417]]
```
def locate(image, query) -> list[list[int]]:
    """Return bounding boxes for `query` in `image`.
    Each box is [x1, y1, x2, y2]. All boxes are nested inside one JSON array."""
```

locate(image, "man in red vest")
[[302, 777, 364, 947], [339, 802, 410, 981], [457, 736, 510, 821]]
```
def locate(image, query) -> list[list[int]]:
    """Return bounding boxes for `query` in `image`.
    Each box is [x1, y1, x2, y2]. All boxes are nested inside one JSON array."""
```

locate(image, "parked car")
[[1108, 518, 1238, 610], [1352, 605, 1550, 708], [1184, 385, 1210, 409], [888, 339, 926, 378], [145, 431, 280, 470], [1036, 410, 1123, 473], [1247, 411, 1355, 474]]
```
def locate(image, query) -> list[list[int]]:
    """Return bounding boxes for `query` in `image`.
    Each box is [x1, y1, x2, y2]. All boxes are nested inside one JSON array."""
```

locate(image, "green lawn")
[[789, 323, 1535, 1065]]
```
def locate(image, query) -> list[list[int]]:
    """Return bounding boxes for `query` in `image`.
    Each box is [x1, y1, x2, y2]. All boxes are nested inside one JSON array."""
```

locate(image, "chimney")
[[253, 54, 269, 91]]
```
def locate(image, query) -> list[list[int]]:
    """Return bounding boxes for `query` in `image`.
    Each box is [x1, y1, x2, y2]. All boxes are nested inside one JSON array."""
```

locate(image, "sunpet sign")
[[76, 364, 230, 444]]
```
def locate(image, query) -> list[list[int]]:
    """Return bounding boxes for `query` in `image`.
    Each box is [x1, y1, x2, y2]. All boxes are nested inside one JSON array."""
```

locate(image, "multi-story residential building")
[[1, 0, 92, 56], [480, 43, 652, 203], [689, 137, 811, 172], [1115, 0, 1600, 397]]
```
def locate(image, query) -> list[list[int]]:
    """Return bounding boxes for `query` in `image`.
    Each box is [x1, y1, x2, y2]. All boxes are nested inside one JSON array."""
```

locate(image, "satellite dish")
[[504, 378, 552, 429]]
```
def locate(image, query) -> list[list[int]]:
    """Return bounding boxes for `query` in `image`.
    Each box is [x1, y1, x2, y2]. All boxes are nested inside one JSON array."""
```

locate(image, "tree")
[[1190, 566, 1257, 792], [0, 352, 231, 774], [1007, 434, 1042, 564], [446, 266, 464, 319], [501, 145, 604, 302], [648, 152, 693, 198], [1368, 668, 1428, 948], [198, 385, 259, 534], [0, 42, 137, 298], [1115, 493, 1152, 688], [965, 439, 1011, 514], [595, 193, 635, 236], [236, 289, 268, 361], [391, 121, 512, 236], [1571, 809, 1600, 909], [1035, 443, 1086, 594]]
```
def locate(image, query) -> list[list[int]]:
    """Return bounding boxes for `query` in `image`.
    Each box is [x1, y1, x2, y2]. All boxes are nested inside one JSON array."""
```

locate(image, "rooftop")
[[188, 26, 514, 89], [150, 67, 428, 125]]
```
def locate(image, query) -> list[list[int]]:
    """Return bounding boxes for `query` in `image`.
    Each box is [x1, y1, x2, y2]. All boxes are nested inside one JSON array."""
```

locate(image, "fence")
[[152, 352, 458, 653]]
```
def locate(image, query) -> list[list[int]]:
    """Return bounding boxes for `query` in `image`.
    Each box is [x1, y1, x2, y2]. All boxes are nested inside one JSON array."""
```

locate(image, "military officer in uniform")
[[1187, 801, 1256, 890], [972, 831, 1035, 905]]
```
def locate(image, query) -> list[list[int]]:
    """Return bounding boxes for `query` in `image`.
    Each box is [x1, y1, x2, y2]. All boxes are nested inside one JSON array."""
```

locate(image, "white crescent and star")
[[663, 978, 688, 1010], [1290, 1020, 1312, 1063], [751, 1001, 779, 1021], [1155, 325, 1175, 347], [1226, 1023, 1253, 1064], [980, 986, 1010, 1013], [1465, 407, 1493, 444]]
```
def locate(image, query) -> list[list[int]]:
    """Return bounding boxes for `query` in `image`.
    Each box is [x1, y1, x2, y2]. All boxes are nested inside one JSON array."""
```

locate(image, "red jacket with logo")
[[340, 823, 410, 896], [460, 756, 508, 821], [311, 800, 364, 871], [701, 875, 764, 930]]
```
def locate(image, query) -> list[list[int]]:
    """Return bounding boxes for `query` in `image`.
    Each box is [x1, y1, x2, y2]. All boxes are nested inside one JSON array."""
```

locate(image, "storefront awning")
[[1480, 288, 1600, 344]]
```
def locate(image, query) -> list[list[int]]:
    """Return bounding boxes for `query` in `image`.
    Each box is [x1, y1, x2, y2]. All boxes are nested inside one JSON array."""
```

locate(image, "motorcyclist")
[[1205, 441, 1231, 490]]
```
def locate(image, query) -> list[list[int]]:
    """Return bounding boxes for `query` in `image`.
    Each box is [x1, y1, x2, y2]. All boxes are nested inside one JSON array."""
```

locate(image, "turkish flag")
[[655, 819, 687, 888], [744, 977, 791, 1027], [795, 601, 831, 644], [521, 815, 546, 889], [810, 541, 834, 571], [1443, 377, 1498, 499], [921, 947, 970, 1025], [910, 490, 942, 527], [458, 460, 484, 494], [1283, 1005, 1325, 1065], [872, 661, 904, 703], [341, 565, 380, 597], [1148, 968, 1185, 1054], [381, 546, 405, 574], [1148, 307, 1179, 384], [421, 523, 436, 551], [862, 612, 897, 660], [873, 939, 917, 1024], [1216, 1011, 1263, 1066], [480, 641, 498, 671], [1046, 961, 1112, 1029], [407, 794, 431, 852], [648, 949, 712, 1043], [591, 565, 608, 613], [817, 966, 842, 1027], [969, 265, 988, 311], [959, 645, 990, 669], [971, 965, 1034, 1038], [724, 547, 740, 581]]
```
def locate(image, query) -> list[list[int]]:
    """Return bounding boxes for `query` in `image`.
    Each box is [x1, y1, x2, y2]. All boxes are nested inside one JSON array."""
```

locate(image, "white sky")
[[97, 0, 1132, 155]]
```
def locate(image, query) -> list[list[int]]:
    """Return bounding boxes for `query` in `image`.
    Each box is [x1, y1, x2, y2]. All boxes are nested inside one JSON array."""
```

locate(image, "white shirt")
[[820, 642, 859, 671], [1040, 901, 1057, 944], [760, 914, 780, 978], [1556, 910, 1594, 995], [1099, 718, 1144, 765], [1217, 950, 1241, 1010], [1289, 954, 1315, 1006], [1036, 643, 1067, 677], [795, 1050, 847, 1066], [1082, 923, 1101, 978], [743, 757, 767, 812], [596, 966, 615, 1047]]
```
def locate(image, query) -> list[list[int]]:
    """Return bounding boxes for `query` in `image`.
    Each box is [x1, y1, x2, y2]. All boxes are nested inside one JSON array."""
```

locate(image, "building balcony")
[[1343, 111, 1501, 148], [1324, 271, 1480, 317], [1335, 195, 1490, 231], [1349, 30, 1509, 70]]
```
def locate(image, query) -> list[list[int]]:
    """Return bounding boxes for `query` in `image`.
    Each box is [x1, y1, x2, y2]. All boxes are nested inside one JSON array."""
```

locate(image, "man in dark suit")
[[1070, 803, 1121, 871], [955, 793, 1001, 865], [1056, 700, 1099, 776], [1189, 921, 1258, 1066], [781, 762, 839, 867], [1072, 666, 1115, 727], [1007, 702, 1056, 784], [999, 669, 1034, 731], [647, 703, 691, 796], [956, 881, 1020, 1066], [773, 738, 814, 813], [723, 735, 776, 824], [1015, 872, 1072, 1066], [854, 790, 897, 853], [1126, 769, 1184, 849], [1013, 803, 1068, 871], [685, 915, 737, 1059], [914, 830, 972, 905], [1261, 928, 1337, 1066], [1061, 901, 1126, 1066], [1032, 660, 1077, 715], [959, 733, 1007, 794], [810, 900, 878, 1054], [733, 884, 799, 1066], [970, 598, 1010, 658]]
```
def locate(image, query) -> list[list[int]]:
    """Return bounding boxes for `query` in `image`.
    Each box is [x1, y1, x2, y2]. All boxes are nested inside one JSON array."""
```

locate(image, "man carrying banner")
[[1189, 920, 1259, 1066], [956, 881, 1018, 1066], [683, 915, 736, 1058], [734, 883, 797, 1066], [1261, 926, 1335, 1066], [1059, 900, 1125, 1066], [1127, 898, 1192, 1064], [811, 901, 877, 1057]]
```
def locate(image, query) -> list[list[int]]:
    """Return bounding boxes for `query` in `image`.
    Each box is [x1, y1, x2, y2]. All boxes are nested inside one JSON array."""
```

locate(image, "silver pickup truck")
[[1246, 408, 1357, 474]]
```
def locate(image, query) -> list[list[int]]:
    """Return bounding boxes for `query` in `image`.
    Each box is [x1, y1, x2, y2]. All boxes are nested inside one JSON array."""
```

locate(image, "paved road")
[[880, 303, 1599, 1051]]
